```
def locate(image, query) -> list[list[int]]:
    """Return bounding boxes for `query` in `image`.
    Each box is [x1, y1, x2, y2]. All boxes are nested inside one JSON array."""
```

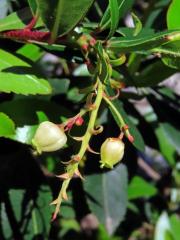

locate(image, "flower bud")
[[100, 138, 125, 168], [75, 116, 84, 126], [32, 121, 67, 153]]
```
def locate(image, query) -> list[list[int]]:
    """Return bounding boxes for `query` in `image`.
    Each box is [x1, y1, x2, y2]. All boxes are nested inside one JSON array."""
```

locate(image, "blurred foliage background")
[[0, 0, 180, 239]]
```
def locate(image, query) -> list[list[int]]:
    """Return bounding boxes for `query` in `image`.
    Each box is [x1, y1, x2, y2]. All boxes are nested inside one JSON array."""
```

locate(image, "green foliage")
[[107, 0, 120, 39], [0, 112, 15, 137], [84, 164, 128, 235], [167, 0, 180, 30], [0, 8, 32, 31], [36, 0, 95, 40], [0, 49, 52, 95], [0, 186, 52, 239], [109, 30, 180, 53], [128, 176, 157, 200], [28, 0, 37, 14]]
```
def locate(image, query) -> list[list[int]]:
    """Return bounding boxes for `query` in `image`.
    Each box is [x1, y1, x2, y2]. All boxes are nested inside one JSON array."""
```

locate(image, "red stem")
[[25, 16, 38, 30], [2, 29, 50, 42]]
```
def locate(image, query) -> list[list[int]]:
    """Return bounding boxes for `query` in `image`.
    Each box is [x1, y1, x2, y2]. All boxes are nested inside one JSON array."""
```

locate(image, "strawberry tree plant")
[[0, 0, 180, 239]]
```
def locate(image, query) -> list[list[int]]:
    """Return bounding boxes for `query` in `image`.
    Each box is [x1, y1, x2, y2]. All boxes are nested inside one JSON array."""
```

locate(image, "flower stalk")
[[103, 94, 134, 142], [52, 79, 104, 220]]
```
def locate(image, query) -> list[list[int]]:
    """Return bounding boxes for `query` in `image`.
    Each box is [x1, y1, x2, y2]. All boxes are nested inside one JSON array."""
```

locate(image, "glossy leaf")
[[117, 27, 155, 38], [145, 0, 171, 28], [0, 8, 32, 31], [155, 125, 176, 166], [0, 99, 72, 144], [84, 164, 128, 235], [161, 40, 180, 69], [49, 78, 70, 96], [28, 0, 37, 14], [162, 56, 180, 69], [128, 176, 157, 200], [16, 44, 44, 61], [96, 42, 111, 85], [0, 99, 72, 126], [119, 0, 135, 17], [131, 12, 142, 36], [108, 30, 180, 53], [134, 61, 176, 87], [100, 0, 124, 28], [143, 98, 178, 166], [36, 0, 95, 40], [0, 8, 43, 32], [0, 112, 15, 137], [160, 123, 180, 155], [169, 214, 180, 240], [108, 0, 119, 39], [167, 0, 180, 30], [0, 49, 52, 95], [100, 0, 135, 31]]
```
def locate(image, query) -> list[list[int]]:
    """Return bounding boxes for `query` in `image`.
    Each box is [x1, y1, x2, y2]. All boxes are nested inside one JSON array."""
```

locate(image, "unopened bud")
[[75, 116, 84, 126], [100, 138, 125, 168], [32, 121, 67, 153]]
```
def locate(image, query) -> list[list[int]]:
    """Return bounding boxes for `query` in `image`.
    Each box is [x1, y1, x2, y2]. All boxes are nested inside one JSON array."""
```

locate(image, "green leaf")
[[0, 99, 72, 144], [162, 56, 180, 69], [36, 0, 95, 40], [155, 125, 176, 166], [160, 123, 180, 155], [0, 112, 15, 137], [84, 164, 128, 235], [145, 0, 171, 28], [134, 61, 176, 87], [16, 44, 44, 62], [49, 78, 70, 95], [108, 0, 119, 39], [0, 7, 32, 31], [131, 12, 142, 36], [0, 7, 43, 32], [161, 40, 180, 69], [0, 99, 72, 126], [1, 186, 52, 239], [167, 0, 180, 30], [0, 49, 52, 95], [117, 27, 155, 38], [108, 30, 180, 53], [96, 42, 111, 85], [100, 0, 135, 31], [96, 224, 112, 240], [169, 214, 180, 240], [28, 0, 37, 14], [128, 176, 157, 200], [119, 0, 135, 18]]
